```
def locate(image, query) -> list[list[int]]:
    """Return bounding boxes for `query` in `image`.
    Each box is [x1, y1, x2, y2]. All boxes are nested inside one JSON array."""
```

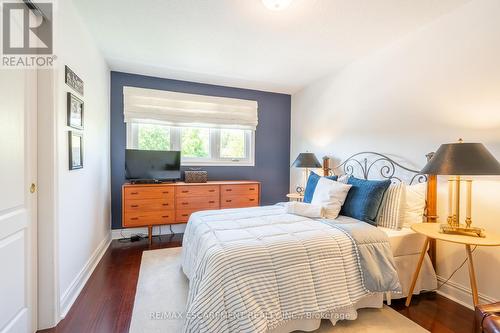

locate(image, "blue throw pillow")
[[303, 172, 338, 203], [340, 176, 391, 225]]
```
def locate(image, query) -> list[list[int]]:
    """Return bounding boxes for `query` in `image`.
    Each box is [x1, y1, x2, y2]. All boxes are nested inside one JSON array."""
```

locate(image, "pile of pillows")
[[294, 172, 426, 230]]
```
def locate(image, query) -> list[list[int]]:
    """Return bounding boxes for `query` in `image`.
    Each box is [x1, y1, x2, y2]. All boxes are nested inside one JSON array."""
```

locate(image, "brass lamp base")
[[440, 224, 485, 238]]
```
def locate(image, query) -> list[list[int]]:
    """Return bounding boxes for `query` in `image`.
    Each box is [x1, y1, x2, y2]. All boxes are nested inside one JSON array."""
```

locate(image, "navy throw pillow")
[[340, 176, 391, 225], [303, 172, 338, 203]]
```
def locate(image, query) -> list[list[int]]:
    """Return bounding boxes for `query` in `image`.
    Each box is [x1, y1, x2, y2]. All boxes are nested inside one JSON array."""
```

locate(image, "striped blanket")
[[181, 205, 397, 333]]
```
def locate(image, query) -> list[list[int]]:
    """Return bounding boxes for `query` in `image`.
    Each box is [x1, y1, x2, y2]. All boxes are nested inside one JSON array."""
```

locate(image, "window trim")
[[126, 123, 255, 167]]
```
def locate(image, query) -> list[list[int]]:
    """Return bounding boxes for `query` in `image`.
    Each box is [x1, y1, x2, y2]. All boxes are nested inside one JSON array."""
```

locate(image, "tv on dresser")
[[125, 149, 181, 183]]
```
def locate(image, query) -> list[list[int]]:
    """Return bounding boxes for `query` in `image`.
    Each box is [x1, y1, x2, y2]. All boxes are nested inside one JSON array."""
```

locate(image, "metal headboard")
[[323, 152, 429, 185], [322, 151, 438, 270]]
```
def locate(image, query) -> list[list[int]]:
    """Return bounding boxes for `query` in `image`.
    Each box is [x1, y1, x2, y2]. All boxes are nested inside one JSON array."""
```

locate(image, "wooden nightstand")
[[286, 193, 304, 202], [406, 223, 500, 307]]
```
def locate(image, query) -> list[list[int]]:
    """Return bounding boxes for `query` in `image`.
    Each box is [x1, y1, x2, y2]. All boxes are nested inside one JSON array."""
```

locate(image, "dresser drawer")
[[124, 198, 174, 212], [176, 185, 219, 197], [123, 211, 175, 227], [176, 196, 219, 210], [124, 186, 175, 200], [221, 184, 259, 196], [221, 194, 259, 209], [176, 209, 199, 223]]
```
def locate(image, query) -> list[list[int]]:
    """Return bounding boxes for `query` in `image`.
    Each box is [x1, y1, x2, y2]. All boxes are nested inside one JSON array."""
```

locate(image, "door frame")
[[27, 68, 39, 333], [36, 68, 60, 330]]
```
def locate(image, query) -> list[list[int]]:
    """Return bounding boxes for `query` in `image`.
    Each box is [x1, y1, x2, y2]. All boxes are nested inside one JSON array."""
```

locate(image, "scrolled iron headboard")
[[321, 151, 438, 269], [323, 152, 429, 185]]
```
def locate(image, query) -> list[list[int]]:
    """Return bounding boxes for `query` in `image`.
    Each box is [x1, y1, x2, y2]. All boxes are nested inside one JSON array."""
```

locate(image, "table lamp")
[[291, 152, 322, 194], [421, 139, 500, 237]]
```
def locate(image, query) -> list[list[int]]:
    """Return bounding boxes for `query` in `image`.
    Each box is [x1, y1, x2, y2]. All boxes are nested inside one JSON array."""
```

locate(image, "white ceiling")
[[73, 0, 470, 94]]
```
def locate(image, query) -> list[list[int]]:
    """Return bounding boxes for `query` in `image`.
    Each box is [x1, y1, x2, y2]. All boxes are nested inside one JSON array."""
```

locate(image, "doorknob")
[[30, 183, 37, 194]]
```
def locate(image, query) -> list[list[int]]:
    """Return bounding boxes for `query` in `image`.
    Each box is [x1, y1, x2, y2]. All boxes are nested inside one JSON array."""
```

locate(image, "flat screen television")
[[125, 149, 181, 182]]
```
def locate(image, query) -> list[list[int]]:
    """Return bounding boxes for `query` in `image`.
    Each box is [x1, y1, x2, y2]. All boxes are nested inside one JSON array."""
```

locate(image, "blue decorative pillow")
[[340, 176, 391, 225], [303, 172, 338, 203]]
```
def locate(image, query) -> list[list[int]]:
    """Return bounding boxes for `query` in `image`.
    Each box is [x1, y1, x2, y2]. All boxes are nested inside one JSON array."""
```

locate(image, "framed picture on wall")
[[65, 65, 84, 96], [68, 131, 83, 170], [67, 92, 84, 129]]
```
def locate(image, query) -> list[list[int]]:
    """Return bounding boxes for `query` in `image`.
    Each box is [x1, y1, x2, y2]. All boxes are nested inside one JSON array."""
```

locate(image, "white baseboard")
[[59, 233, 112, 319], [436, 275, 497, 310], [111, 224, 186, 240]]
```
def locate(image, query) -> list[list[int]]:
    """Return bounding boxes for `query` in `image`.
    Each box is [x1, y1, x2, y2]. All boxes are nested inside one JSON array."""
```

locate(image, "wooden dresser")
[[122, 180, 260, 243]]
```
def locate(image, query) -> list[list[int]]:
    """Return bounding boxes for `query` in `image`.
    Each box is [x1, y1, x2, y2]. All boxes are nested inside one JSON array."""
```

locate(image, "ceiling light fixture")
[[262, 0, 293, 11]]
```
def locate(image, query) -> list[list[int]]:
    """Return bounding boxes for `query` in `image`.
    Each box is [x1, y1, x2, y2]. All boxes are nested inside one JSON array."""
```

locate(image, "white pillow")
[[402, 182, 427, 227], [284, 201, 323, 218], [337, 174, 350, 184], [311, 177, 352, 219], [377, 182, 406, 230]]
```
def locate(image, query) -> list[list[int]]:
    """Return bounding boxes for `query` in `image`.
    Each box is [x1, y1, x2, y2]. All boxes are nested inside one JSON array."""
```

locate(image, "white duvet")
[[181, 205, 372, 333]]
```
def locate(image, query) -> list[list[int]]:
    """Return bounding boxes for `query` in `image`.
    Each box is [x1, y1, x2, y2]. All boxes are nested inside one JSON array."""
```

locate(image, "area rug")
[[130, 247, 428, 333]]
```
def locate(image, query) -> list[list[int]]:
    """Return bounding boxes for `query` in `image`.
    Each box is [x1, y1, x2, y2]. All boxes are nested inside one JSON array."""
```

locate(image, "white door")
[[0, 66, 38, 332]]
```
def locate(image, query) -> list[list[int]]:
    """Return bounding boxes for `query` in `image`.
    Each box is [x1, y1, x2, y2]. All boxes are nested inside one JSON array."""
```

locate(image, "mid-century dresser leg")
[[406, 237, 430, 307], [466, 244, 479, 306], [148, 226, 152, 245]]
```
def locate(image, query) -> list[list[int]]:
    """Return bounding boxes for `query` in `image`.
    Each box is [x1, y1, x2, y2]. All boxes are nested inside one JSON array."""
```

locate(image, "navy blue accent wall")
[[110, 71, 291, 229]]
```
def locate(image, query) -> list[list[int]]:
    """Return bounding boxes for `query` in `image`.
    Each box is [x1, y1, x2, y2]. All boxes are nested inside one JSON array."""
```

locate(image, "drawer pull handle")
[[131, 217, 138, 220], [162, 203, 169, 206], [130, 192, 139, 195], [209, 201, 215, 203], [162, 215, 169, 218], [209, 189, 215, 192], [182, 214, 188, 217], [130, 205, 139, 208], [249, 198, 255, 201], [182, 202, 189, 205], [162, 191, 170, 194], [226, 189, 232, 192], [226, 200, 232, 203], [182, 190, 189, 193], [249, 188, 255, 191]]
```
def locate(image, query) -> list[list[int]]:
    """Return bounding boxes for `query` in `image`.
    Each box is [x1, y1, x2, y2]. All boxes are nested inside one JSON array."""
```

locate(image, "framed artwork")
[[68, 131, 83, 170], [65, 65, 84, 96], [67, 92, 84, 129]]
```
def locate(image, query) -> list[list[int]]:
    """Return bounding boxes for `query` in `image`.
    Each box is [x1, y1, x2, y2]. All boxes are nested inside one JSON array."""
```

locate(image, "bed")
[[181, 152, 438, 333]]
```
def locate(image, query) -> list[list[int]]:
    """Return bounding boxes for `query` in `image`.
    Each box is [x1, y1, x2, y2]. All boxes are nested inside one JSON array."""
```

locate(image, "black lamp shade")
[[421, 142, 500, 175], [291, 153, 322, 168]]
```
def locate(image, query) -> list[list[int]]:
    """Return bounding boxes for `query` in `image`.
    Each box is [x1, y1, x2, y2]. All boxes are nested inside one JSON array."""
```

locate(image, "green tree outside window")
[[138, 124, 170, 150], [220, 129, 245, 158], [181, 128, 209, 157]]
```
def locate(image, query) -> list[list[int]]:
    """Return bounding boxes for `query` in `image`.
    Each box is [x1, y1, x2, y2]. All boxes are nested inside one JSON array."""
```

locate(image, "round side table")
[[406, 223, 500, 307]]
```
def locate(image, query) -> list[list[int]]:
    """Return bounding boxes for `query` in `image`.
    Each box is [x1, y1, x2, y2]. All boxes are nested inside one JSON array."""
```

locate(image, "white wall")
[[291, 0, 500, 308], [38, 0, 111, 325]]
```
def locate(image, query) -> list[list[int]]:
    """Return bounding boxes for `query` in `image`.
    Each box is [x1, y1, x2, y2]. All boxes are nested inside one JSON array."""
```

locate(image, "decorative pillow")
[[376, 183, 406, 230], [284, 201, 323, 218], [402, 182, 427, 227], [303, 172, 338, 203], [311, 177, 352, 219], [337, 175, 350, 184], [340, 176, 391, 225]]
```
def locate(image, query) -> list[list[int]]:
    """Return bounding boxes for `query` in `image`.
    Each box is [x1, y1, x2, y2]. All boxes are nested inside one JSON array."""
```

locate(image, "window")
[[180, 127, 210, 158], [123, 87, 258, 166], [137, 123, 171, 151], [127, 123, 254, 166], [220, 129, 245, 159]]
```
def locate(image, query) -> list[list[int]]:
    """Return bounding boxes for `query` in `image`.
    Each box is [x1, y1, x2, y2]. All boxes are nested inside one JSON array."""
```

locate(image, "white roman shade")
[[123, 86, 258, 130]]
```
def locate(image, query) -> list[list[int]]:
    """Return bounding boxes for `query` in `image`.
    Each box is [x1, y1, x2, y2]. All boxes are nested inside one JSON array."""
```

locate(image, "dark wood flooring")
[[39, 235, 475, 333]]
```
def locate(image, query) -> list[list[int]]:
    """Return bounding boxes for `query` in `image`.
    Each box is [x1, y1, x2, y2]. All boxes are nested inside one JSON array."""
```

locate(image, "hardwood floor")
[[38, 234, 182, 333], [39, 235, 475, 333], [391, 292, 475, 333]]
